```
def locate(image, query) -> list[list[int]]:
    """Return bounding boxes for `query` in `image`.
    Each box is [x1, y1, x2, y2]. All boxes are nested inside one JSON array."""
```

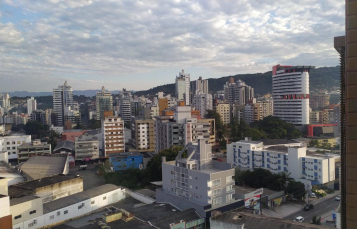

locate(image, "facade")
[[191, 76, 209, 95], [175, 69, 191, 105], [17, 141, 51, 163], [119, 89, 132, 123], [158, 98, 168, 116], [52, 81, 75, 126], [108, 152, 144, 171], [227, 140, 337, 185], [272, 65, 314, 125], [30, 110, 47, 125], [223, 78, 254, 105], [96, 86, 113, 121], [27, 97, 37, 116], [243, 99, 274, 124], [74, 133, 100, 160], [130, 117, 155, 152], [10, 184, 125, 229], [0, 194, 12, 229], [157, 140, 237, 217], [216, 103, 230, 124], [0, 135, 31, 160], [61, 130, 86, 141], [155, 106, 215, 153], [310, 92, 330, 110], [192, 93, 213, 118], [50, 125, 64, 134], [102, 116, 125, 156]]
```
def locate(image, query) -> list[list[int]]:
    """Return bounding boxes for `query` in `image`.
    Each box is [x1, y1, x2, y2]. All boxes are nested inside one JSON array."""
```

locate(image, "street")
[[283, 195, 340, 224]]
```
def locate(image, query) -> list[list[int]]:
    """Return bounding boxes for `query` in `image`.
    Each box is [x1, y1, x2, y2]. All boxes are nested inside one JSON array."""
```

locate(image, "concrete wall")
[[0, 178, 8, 195], [10, 197, 43, 226], [34, 176, 83, 203], [0, 196, 10, 218], [12, 188, 125, 229], [126, 189, 155, 204]]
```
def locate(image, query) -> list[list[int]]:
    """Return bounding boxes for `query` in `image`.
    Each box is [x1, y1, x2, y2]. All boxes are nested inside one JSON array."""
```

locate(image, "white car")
[[309, 192, 316, 198], [335, 195, 341, 201], [294, 216, 304, 222]]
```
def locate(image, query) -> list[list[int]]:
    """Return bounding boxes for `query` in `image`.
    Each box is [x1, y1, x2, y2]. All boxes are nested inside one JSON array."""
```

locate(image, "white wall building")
[[0, 135, 31, 160], [192, 93, 213, 118], [53, 81, 75, 126], [50, 125, 64, 135], [26, 97, 37, 116], [175, 70, 191, 105], [227, 139, 337, 186], [272, 65, 313, 125]]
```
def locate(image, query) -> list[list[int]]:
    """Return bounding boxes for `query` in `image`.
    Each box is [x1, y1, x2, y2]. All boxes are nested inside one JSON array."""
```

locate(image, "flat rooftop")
[[108, 152, 142, 158], [234, 186, 282, 197], [211, 211, 325, 229], [0, 161, 22, 177], [261, 139, 300, 146], [9, 174, 81, 198], [20, 155, 68, 180], [43, 184, 121, 214]]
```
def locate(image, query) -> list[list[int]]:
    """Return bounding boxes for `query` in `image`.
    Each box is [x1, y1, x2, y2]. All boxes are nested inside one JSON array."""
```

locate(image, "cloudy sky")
[[0, 0, 344, 92]]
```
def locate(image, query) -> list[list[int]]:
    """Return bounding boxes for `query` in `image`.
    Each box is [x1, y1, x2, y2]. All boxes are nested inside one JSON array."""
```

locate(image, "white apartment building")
[[26, 97, 37, 116], [53, 81, 75, 126], [0, 135, 31, 160], [216, 103, 230, 124], [175, 70, 191, 105], [75, 133, 100, 160], [96, 86, 113, 121], [157, 140, 238, 217], [192, 93, 213, 118], [119, 89, 132, 123], [102, 116, 125, 156], [227, 139, 337, 186], [191, 76, 209, 96], [130, 117, 155, 152], [272, 65, 314, 125]]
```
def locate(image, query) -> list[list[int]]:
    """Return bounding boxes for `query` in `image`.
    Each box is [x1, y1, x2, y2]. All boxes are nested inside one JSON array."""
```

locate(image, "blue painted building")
[[109, 152, 144, 171]]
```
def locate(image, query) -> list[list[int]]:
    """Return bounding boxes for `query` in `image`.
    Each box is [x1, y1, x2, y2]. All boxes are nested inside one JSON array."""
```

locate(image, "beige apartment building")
[[216, 103, 230, 124], [102, 116, 125, 156], [130, 117, 155, 152]]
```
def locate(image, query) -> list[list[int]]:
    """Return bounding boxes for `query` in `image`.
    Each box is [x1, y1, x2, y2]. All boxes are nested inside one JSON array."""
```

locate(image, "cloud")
[[0, 0, 344, 92]]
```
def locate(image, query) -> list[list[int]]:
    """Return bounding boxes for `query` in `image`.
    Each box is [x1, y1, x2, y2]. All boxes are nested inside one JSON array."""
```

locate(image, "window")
[[226, 194, 233, 202], [103, 196, 107, 200], [212, 197, 222, 206], [91, 200, 95, 205], [14, 215, 21, 219], [64, 210, 68, 214], [212, 179, 221, 187], [57, 211, 60, 216], [212, 188, 221, 196], [50, 215, 54, 220], [29, 210, 36, 214], [28, 223, 34, 227], [226, 176, 233, 183], [226, 185, 233, 192]]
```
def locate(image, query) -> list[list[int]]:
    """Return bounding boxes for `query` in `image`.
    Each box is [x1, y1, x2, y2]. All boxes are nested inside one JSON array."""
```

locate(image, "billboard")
[[245, 188, 263, 208]]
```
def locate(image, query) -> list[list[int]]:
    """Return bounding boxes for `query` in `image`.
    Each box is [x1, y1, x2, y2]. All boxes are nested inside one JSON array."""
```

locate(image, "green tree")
[[285, 180, 306, 199], [251, 116, 302, 139], [47, 130, 60, 150], [88, 119, 101, 129], [24, 121, 45, 136]]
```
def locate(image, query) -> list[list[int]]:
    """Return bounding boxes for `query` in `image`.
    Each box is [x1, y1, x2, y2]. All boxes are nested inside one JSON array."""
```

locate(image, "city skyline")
[[0, 0, 344, 92]]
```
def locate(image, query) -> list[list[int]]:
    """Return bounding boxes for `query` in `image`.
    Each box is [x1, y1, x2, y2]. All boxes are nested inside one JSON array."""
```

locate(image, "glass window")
[[64, 210, 68, 214], [14, 215, 21, 219]]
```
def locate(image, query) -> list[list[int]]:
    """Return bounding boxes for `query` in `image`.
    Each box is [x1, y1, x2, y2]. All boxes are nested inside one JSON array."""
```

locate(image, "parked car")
[[335, 195, 341, 201], [294, 216, 304, 222], [303, 204, 314, 211], [309, 192, 316, 198], [291, 197, 298, 202]]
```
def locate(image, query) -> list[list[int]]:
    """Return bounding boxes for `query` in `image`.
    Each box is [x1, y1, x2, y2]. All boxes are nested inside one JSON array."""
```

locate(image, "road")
[[283, 195, 340, 223]]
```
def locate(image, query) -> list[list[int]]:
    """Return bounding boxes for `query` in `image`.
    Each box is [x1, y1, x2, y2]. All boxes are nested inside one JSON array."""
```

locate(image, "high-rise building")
[[224, 78, 254, 105], [96, 86, 113, 121], [27, 97, 37, 115], [130, 117, 155, 152], [155, 105, 215, 153], [242, 99, 274, 124], [158, 98, 168, 116], [216, 103, 230, 124], [30, 110, 47, 125], [175, 69, 191, 105], [310, 92, 330, 110], [119, 88, 132, 123], [1, 94, 11, 108], [272, 65, 314, 125], [191, 76, 209, 97], [102, 116, 125, 156], [192, 93, 213, 118], [52, 81, 75, 126], [156, 139, 237, 217]]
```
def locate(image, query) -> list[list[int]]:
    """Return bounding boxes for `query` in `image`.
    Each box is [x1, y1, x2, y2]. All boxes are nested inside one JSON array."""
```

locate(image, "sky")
[[0, 0, 345, 92]]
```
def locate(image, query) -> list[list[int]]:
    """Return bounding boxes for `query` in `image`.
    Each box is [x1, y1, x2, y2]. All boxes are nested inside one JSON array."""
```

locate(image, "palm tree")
[[278, 172, 293, 190]]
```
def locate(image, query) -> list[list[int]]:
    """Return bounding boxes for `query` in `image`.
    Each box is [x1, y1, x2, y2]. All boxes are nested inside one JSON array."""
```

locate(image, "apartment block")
[[130, 117, 155, 152], [175, 69, 191, 105], [227, 139, 337, 186], [216, 103, 230, 124], [272, 65, 313, 125], [119, 89, 132, 123], [310, 92, 330, 110], [156, 139, 240, 217], [75, 133, 100, 160], [0, 135, 31, 160], [102, 116, 125, 156], [192, 93, 213, 118], [53, 81, 75, 126], [27, 97, 37, 116], [224, 78, 254, 105], [17, 140, 51, 163], [96, 86, 113, 121], [159, 98, 168, 116]]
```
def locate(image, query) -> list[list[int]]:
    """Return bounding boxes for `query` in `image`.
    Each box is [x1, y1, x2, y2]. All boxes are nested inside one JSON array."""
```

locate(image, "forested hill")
[[135, 66, 340, 96]]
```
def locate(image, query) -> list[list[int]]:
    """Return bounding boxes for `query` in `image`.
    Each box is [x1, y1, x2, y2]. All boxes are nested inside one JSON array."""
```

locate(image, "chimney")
[[162, 157, 166, 163]]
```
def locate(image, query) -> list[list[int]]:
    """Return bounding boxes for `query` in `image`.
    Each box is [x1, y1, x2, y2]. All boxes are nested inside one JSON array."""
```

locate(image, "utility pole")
[[260, 194, 262, 215]]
